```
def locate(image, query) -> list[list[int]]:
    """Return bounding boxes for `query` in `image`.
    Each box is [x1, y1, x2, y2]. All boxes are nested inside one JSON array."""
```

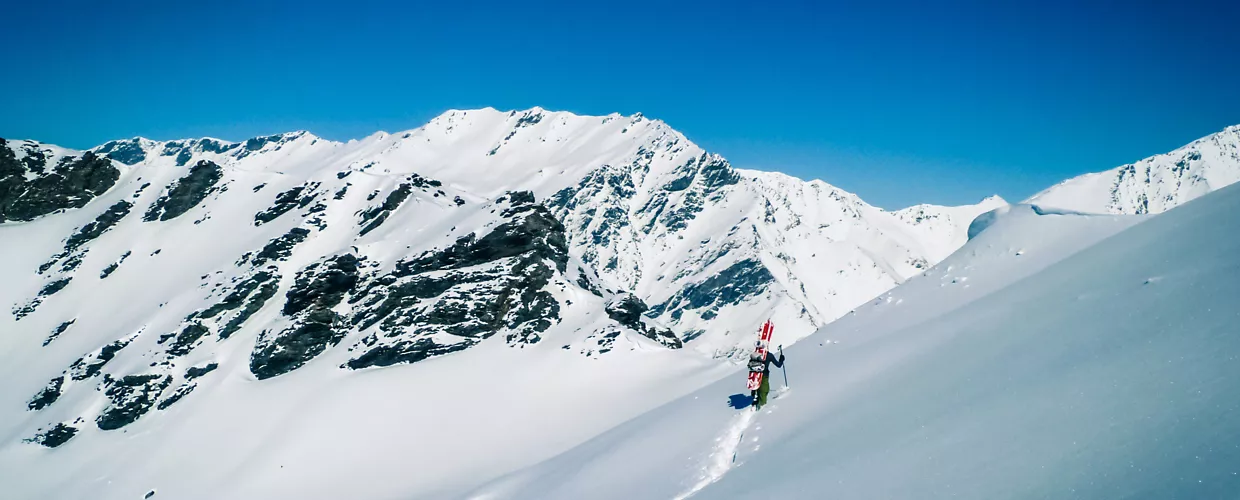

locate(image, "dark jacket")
[[761, 352, 785, 376]]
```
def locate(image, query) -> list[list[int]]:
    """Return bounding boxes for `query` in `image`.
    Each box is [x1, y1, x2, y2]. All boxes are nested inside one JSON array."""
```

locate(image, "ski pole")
[[779, 345, 788, 388]]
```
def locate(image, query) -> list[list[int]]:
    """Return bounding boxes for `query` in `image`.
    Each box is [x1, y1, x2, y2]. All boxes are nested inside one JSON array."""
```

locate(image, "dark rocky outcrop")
[[186, 362, 218, 380], [157, 364, 219, 411], [156, 383, 195, 411], [358, 183, 412, 236], [95, 139, 147, 165], [254, 183, 320, 226], [27, 376, 64, 410], [64, 200, 134, 254], [247, 228, 310, 267], [69, 338, 132, 380], [96, 374, 172, 430], [650, 258, 775, 322], [605, 294, 682, 348], [36, 199, 134, 277], [164, 323, 209, 357], [143, 160, 223, 222], [25, 423, 78, 448], [0, 139, 121, 223], [218, 274, 279, 340], [344, 193, 569, 370], [250, 255, 359, 379], [13, 277, 73, 320], [43, 319, 76, 346], [98, 250, 132, 279]]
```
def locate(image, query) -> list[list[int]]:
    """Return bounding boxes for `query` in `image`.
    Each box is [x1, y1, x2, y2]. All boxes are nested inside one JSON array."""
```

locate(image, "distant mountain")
[[1027, 125, 1240, 214]]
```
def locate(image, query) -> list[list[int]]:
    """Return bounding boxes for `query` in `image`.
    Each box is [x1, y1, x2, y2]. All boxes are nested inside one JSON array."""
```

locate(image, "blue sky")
[[2, 0, 1237, 208]]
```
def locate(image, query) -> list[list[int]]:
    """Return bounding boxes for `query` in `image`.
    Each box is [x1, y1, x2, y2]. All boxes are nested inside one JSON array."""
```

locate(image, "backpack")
[[747, 353, 765, 372]]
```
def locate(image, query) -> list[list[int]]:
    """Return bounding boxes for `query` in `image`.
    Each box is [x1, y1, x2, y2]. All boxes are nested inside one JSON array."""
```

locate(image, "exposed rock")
[[96, 374, 172, 430], [250, 255, 359, 379], [25, 423, 78, 448], [0, 139, 120, 223], [650, 258, 775, 321], [64, 200, 133, 254], [219, 274, 279, 340], [254, 183, 319, 226], [142, 160, 223, 222], [198, 271, 275, 319], [165, 323, 209, 358], [27, 376, 64, 411], [344, 193, 569, 370], [156, 383, 195, 411], [605, 294, 682, 348], [358, 183, 412, 236], [43, 319, 75, 346], [69, 338, 132, 380], [95, 139, 147, 165], [186, 362, 218, 380], [98, 250, 132, 279], [248, 228, 310, 267], [13, 277, 73, 320]]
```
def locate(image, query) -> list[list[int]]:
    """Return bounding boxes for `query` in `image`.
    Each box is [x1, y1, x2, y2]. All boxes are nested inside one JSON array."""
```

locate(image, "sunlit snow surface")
[[1028, 125, 1240, 214], [470, 185, 1240, 499], [0, 109, 998, 499]]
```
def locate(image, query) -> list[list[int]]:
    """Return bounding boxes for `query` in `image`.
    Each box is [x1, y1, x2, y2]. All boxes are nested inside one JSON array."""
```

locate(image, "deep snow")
[[469, 183, 1240, 499]]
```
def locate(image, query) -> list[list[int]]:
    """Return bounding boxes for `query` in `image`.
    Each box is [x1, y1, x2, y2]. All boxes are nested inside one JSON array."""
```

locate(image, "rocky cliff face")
[[0, 138, 120, 223]]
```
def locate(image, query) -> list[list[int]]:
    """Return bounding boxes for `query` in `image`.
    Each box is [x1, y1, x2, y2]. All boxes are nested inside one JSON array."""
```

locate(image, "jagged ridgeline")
[[13, 151, 670, 446], [0, 138, 120, 222], [5, 108, 1025, 451]]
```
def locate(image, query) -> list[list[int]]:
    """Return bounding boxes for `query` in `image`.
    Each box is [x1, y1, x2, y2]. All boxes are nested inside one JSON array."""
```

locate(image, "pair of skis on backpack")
[[746, 319, 786, 409]]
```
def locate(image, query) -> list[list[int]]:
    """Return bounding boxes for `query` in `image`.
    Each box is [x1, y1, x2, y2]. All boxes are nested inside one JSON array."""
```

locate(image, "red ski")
[[746, 320, 774, 392]]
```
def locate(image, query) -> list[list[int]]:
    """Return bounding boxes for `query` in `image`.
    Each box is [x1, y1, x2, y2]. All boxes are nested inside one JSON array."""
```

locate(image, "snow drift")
[[471, 183, 1240, 499]]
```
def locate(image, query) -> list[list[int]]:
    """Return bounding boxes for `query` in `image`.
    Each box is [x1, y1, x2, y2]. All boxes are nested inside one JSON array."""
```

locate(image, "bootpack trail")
[[674, 320, 791, 500]]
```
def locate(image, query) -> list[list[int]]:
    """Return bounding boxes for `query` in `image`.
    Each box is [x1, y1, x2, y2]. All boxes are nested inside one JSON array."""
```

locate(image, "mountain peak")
[[1027, 124, 1240, 214]]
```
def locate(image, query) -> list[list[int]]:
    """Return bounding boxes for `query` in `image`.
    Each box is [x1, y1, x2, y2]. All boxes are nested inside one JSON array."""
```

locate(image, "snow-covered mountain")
[[1027, 124, 1240, 214], [0, 108, 1004, 498], [4, 108, 1236, 499], [6, 108, 1005, 357], [472, 182, 1240, 500]]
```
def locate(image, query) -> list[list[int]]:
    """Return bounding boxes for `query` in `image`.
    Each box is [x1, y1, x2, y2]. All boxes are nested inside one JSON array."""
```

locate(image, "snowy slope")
[[0, 109, 1005, 499], [1027, 124, 1240, 214], [468, 183, 1240, 498], [892, 194, 1007, 262], [0, 135, 719, 499]]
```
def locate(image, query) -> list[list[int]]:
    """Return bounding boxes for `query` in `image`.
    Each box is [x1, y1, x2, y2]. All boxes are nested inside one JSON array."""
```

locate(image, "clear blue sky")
[[2, 0, 1237, 208]]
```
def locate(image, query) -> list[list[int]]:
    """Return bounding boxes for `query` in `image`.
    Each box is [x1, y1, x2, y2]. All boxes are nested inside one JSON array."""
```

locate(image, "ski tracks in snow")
[[674, 408, 755, 500], [675, 387, 789, 500]]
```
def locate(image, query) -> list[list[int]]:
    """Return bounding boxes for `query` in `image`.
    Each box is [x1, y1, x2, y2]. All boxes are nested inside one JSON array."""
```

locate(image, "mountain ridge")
[[1026, 124, 1240, 214], [5, 107, 1005, 355]]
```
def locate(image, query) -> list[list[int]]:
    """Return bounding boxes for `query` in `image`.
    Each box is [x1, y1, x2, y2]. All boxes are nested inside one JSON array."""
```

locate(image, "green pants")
[[755, 375, 771, 409]]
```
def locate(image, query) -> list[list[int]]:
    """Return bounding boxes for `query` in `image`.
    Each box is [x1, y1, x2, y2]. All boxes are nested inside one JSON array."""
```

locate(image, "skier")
[[753, 347, 785, 410]]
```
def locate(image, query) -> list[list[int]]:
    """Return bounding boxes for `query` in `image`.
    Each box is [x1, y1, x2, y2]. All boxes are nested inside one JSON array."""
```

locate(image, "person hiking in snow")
[[753, 348, 785, 410]]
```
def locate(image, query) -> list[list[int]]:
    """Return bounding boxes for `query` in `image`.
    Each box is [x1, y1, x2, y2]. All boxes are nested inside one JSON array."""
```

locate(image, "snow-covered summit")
[[1027, 124, 1240, 214], [13, 108, 1005, 355]]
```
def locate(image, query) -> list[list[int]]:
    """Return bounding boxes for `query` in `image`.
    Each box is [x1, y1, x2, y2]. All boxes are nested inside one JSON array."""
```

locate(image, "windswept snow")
[[6, 110, 1236, 500], [1027, 125, 1240, 214], [469, 183, 1239, 499]]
